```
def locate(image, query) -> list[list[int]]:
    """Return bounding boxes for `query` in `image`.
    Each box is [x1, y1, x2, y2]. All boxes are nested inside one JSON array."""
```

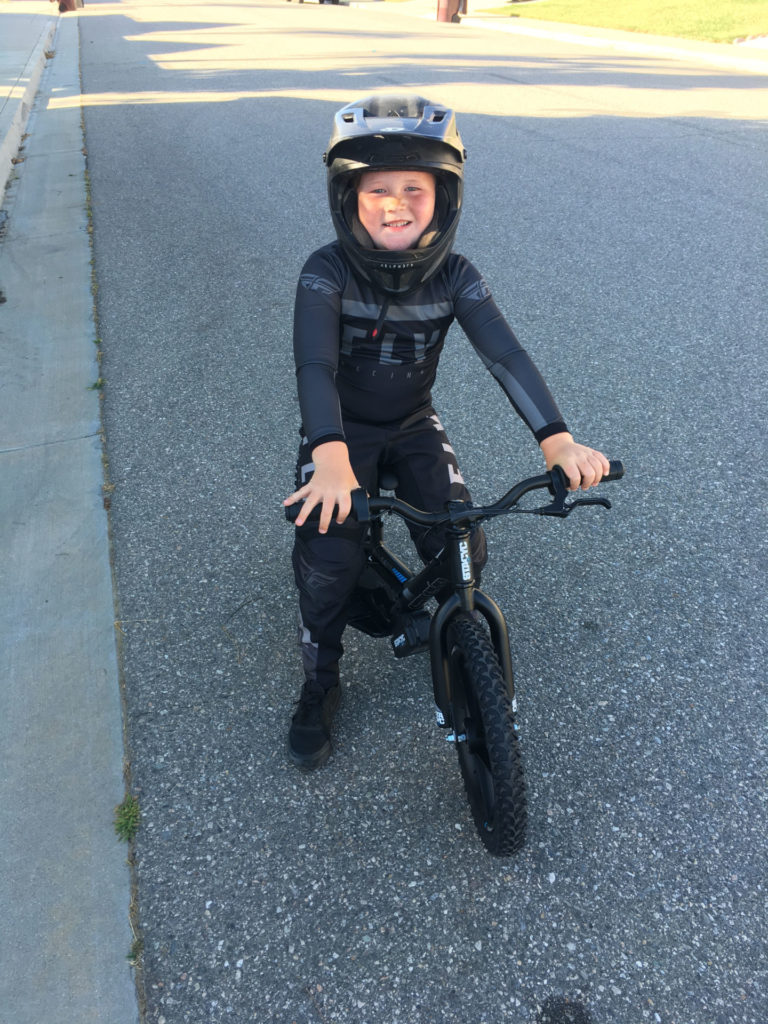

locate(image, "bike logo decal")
[[459, 539, 472, 582]]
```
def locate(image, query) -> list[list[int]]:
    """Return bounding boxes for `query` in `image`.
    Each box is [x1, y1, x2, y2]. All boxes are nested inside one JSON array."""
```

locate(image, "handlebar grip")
[[284, 502, 304, 524], [283, 487, 370, 526], [551, 459, 625, 494], [350, 487, 371, 523]]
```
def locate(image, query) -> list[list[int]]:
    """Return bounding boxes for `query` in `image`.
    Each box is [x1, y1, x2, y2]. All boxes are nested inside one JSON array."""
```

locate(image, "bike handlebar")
[[285, 460, 625, 527]]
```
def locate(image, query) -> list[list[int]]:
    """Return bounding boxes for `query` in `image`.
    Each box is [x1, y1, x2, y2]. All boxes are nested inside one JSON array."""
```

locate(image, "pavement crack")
[[0, 430, 103, 455]]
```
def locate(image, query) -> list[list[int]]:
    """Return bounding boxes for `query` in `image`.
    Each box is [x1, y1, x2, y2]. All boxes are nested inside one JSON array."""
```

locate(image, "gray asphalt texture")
[[79, 1, 766, 1022]]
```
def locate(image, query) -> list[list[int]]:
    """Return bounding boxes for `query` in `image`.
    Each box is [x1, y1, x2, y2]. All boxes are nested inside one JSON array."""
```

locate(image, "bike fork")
[[429, 525, 516, 728]]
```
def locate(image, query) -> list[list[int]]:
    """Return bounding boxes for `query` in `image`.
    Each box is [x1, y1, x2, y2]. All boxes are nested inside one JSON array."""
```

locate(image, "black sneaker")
[[288, 681, 342, 769]]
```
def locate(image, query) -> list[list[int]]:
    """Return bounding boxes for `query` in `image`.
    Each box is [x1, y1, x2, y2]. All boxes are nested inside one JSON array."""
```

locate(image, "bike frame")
[[289, 460, 623, 729], [363, 505, 515, 725]]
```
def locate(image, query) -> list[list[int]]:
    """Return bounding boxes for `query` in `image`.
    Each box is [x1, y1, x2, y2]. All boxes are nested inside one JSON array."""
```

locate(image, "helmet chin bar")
[[340, 223, 458, 297], [343, 230, 435, 296]]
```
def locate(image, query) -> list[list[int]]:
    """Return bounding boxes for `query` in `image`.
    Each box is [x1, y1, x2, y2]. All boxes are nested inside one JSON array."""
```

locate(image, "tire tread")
[[449, 616, 527, 856]]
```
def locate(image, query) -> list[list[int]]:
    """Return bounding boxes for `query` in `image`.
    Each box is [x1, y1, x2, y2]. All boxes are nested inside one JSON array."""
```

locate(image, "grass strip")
[[481, 0, 768, 43]]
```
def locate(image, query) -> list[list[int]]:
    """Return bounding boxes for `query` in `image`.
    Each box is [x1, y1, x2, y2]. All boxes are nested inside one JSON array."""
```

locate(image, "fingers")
[[581, 450, 610, 489], [564, 449, 611, 491], [577, 455, 600, 490], [296, 496, 319, 530], [315, 493, 351, 533], [334, 490, 352, 527], [283, 484, 318, 529], [283, 485, 352, 533], [283, 488, 304, 509]]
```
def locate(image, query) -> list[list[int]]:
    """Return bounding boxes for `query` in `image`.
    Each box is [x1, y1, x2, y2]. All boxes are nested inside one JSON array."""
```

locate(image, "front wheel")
[[447, 615, 527, 856]]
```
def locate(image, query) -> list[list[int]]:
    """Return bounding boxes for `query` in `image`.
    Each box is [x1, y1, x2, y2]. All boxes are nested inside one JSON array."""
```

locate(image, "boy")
[[284, 94, 609, 769]]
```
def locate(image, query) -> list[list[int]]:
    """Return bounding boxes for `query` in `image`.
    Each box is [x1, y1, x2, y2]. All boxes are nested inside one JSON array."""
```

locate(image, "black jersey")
[[293, 242, 567, 449]]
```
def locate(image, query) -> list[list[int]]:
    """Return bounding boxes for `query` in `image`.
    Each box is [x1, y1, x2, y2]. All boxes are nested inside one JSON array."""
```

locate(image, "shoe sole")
[[287, 738, 332, 771]]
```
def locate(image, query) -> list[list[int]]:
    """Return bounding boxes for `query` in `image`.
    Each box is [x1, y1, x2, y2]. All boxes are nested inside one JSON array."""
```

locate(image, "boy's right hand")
[[283, 441, 360, 534]]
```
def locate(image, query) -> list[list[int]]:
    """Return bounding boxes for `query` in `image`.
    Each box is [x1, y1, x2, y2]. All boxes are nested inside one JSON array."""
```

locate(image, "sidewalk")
[[0, 4, 140, 1023]]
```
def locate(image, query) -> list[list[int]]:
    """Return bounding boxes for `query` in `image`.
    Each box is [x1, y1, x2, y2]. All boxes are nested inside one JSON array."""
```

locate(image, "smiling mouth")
[[385, 220, 411, 228]]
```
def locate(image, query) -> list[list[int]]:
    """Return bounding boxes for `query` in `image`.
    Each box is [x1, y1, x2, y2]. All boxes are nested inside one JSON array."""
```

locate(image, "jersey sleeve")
[[449, 257, 568, 442], [293, 247, 347, 449]]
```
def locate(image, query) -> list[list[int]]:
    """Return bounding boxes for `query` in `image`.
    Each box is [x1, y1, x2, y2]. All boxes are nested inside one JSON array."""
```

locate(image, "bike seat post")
[[369, 468, 399, 546]]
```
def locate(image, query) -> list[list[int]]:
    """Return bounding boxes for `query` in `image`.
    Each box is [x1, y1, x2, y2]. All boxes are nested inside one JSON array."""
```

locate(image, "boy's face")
[[357, 170, 436, 251]]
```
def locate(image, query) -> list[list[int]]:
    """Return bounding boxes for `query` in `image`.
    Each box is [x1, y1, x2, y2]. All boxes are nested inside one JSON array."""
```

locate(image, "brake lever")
[[528, 494, 611, 518], [524, 467, 612, 519]]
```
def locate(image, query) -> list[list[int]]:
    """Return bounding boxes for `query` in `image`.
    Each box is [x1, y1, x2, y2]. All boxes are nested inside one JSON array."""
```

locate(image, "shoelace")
[[293, 685, 327, 723]]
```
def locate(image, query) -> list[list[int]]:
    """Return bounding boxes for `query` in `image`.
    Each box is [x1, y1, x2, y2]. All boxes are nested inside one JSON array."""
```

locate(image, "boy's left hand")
[[539, 432, 610, 491]]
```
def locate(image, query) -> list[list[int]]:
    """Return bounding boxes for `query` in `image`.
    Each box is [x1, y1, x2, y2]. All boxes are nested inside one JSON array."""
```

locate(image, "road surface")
[[79, 2, 767, 1021]]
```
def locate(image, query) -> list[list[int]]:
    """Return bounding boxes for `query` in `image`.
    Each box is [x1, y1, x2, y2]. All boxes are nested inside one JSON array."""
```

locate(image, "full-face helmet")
[[324, 93, 467, 297]]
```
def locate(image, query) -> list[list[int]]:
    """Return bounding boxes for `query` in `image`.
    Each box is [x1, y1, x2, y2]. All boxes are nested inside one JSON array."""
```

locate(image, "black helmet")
[[324, 93, 467, 297]]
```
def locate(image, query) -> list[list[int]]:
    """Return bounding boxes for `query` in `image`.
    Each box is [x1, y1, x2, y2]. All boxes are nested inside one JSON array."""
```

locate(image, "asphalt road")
[[80, 2, 767, 1021]]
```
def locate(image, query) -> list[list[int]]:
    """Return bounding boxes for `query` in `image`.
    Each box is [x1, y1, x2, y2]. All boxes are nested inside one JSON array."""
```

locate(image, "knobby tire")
[[448, 615, 527, 856]]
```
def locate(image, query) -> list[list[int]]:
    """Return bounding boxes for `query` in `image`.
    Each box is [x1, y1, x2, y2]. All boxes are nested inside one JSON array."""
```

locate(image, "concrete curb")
[[0, 13, 140, 1024], [0, 15, 56, 199]]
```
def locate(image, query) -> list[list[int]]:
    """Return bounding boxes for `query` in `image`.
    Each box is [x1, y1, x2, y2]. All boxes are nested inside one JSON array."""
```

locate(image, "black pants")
[[292, 409, 487, 688]]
